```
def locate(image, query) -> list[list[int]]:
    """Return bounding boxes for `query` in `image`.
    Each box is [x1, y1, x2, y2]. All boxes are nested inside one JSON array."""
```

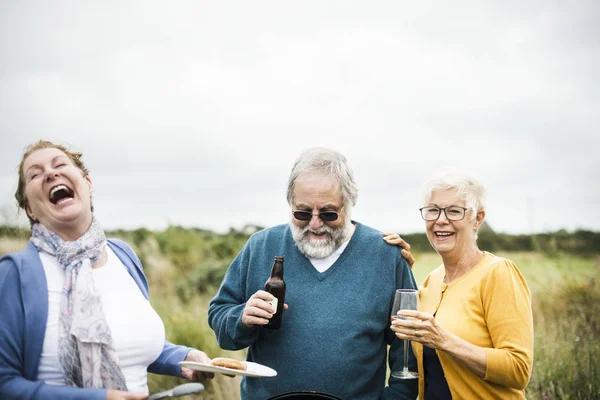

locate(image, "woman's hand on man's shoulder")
[[382, 232, 415, 267]]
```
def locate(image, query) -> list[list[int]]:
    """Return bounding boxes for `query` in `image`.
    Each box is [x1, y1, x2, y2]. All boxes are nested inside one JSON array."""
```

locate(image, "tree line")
[[2, 225, 599, 257], [402, 229, 600, 257]]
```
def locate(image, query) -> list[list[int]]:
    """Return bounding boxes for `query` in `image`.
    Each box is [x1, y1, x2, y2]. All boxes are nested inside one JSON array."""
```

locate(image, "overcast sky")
[[1, 1, 598, 235]]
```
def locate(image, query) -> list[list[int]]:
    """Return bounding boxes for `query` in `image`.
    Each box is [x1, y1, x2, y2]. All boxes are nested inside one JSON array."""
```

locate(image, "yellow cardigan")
[[413, 252, 533, 399]]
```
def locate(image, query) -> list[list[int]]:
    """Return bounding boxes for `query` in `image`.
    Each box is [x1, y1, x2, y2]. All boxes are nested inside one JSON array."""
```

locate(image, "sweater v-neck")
[[299, 222, 359, 281]]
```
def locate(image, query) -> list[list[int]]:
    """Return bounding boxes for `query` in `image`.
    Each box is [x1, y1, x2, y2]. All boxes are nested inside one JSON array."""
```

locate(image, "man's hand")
[[181, 349, 215, 381], [242, 290, 289, 327], [382, 233, 415, 267]]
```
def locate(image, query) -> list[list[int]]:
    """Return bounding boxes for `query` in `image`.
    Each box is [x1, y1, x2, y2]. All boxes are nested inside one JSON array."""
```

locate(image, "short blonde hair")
[[421, 167, 486, 223]]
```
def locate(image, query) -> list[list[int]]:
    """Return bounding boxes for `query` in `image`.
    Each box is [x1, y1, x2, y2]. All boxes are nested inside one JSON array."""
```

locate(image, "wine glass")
[[390, 289, 419, 379]]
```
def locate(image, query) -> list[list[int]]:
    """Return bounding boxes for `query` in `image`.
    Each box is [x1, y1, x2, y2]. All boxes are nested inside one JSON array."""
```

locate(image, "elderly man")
[[208, 147, 418, 400]]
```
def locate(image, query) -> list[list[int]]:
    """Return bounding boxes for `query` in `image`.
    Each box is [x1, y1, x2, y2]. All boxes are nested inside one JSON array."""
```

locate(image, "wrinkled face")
[[22, 147, 93, 237], [424, 188, 483, 257], [290, 172, 352, 259]]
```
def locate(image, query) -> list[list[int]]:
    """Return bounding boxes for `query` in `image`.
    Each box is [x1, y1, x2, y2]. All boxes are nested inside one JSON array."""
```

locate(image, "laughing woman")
[[0, 140, 213, 400], [386, 169, 533, 399]]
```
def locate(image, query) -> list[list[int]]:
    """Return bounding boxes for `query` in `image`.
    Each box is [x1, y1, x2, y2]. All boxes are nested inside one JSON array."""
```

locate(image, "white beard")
[[291, 217, 353, 259]]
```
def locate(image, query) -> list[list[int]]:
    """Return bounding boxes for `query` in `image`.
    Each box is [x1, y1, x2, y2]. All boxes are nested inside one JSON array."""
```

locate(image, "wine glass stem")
[[403, 339, 410, 372]]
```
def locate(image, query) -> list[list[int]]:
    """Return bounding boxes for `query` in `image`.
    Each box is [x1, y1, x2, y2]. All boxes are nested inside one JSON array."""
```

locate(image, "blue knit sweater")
[[208, 222, 418, 400]]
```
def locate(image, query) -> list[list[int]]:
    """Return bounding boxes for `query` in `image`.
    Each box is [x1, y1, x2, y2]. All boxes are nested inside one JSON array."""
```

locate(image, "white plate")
[[179, 361, 277, 378]]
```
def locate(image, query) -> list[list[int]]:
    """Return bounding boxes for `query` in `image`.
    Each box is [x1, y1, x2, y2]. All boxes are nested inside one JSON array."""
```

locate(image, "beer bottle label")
[[267, 298, 278, 314]]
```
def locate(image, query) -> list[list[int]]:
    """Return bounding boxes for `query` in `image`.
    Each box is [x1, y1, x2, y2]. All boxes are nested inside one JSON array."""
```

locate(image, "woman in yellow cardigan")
[[387, 169, 533, 399]]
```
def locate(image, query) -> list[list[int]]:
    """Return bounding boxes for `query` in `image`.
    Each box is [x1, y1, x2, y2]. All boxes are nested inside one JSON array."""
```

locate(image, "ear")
[[85, 176, 93, 194], [474, 209, 486, 230], [25, 203, 36, 221]]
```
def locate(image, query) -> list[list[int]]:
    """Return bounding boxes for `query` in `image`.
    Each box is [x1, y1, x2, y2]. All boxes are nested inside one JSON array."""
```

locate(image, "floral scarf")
[[31, 217, 127, 390]]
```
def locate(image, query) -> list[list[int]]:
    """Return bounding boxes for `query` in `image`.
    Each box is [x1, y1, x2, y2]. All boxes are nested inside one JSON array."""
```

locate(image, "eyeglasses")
[[419, 206, 468, 221], [293, 209, 341, 222]]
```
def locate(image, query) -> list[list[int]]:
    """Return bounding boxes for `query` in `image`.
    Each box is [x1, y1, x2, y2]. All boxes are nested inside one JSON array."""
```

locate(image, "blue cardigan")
[[209, 222, 418, 400], [0, 239, 192, 400]]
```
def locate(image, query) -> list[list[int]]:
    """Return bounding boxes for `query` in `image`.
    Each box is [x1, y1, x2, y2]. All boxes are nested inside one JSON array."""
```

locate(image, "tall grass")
[[1, 230, 598, 399], [146, 289, 244, 400], [527, 264, 600, 399], [140, 235, 246, 400]]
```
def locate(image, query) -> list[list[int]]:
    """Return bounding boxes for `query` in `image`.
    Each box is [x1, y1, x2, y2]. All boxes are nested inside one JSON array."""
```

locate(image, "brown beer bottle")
[[264, 256, 286, 330]]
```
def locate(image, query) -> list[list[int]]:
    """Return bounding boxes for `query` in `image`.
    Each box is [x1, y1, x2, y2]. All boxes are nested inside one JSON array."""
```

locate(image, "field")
[[145, 246, 600, 400], [1, 230, 599, 399]]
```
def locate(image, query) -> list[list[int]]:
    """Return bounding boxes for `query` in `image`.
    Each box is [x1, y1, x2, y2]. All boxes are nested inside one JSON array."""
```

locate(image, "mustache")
[[302, 226, 333, 236]]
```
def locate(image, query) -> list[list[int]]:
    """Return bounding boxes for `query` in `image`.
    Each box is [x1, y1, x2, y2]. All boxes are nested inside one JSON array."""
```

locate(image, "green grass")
[[1, 230, 598, 399], [526, 263, 600, 400]]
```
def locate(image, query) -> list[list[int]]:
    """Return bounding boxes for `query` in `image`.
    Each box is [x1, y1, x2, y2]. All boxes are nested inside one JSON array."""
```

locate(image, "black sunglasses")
[[293, 210, 341, 222]]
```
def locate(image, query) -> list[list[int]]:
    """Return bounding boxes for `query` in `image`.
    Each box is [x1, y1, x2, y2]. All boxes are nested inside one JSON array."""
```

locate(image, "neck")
[[345, 221, 356, 241], [53, 215, 94, 242], [442, 246, 483, 283], [55, 229, 86, 242]]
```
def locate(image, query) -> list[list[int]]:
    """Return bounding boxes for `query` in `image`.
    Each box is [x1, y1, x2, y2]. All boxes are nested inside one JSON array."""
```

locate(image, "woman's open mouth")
[[49, 184, 75, 205]]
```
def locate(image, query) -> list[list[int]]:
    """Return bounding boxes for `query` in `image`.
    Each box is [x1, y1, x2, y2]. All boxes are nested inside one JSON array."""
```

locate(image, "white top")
[[36, 247, 166, 393], [308, 238, 351, 272]]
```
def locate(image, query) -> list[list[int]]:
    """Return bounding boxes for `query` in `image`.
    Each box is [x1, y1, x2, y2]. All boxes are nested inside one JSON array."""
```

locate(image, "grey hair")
[[286, 147, 358, 210], [421, 167, 486, 237]]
